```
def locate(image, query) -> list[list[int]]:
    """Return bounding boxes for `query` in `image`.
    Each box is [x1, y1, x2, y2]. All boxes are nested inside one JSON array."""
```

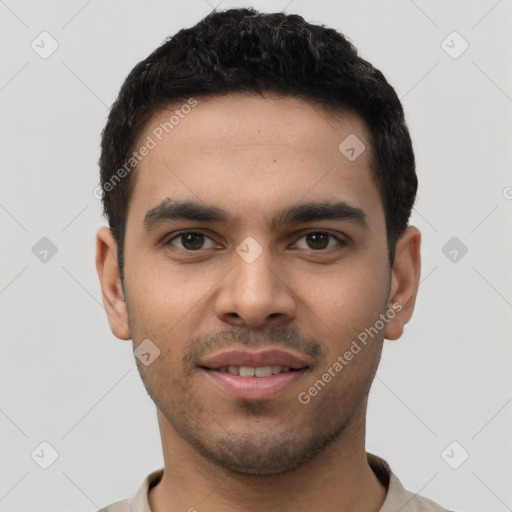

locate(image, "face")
[[97, 93, 420, 475]]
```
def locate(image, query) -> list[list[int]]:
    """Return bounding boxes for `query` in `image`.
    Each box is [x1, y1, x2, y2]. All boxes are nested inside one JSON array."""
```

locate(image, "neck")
[[148, 399, 387, 512]]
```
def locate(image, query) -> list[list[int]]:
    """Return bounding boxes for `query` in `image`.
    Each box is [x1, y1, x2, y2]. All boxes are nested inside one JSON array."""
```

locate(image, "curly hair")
[[99, 7, 417, 280]]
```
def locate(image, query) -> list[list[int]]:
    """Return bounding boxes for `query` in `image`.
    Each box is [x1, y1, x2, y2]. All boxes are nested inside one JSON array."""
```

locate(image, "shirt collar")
[[128, 452, 442, 512]]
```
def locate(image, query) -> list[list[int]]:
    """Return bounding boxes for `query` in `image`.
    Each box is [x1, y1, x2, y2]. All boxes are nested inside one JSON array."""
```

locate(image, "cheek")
[[124, 254, 225, 358], [125, 252, 205, 317], [295, 260, 388, 352]]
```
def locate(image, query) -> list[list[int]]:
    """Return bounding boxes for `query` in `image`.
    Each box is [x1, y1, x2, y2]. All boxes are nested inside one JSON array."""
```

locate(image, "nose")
[[214, 240, 297, 329]]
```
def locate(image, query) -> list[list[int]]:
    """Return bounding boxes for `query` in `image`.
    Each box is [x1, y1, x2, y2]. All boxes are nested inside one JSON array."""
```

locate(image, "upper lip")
[[199, 349, 310, 370]]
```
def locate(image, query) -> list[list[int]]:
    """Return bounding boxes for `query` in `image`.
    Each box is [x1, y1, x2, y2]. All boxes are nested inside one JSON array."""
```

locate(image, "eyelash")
[[164, 230, 347, 252]]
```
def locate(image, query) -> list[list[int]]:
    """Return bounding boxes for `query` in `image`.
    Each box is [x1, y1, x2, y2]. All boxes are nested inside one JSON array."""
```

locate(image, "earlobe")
[[95, 226, 131, 340], [384, 226, 421, 341]]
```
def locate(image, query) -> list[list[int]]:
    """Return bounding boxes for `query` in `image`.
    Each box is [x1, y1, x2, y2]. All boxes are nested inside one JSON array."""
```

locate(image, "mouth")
[[200, 366, 309, 400], [201, 365, 305, 377], [199, 348, 310, 371], [198, 349, 310, 400]]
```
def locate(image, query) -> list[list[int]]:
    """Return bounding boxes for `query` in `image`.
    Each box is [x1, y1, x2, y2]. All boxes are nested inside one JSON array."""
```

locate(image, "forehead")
[[127, 93, 384, 230]]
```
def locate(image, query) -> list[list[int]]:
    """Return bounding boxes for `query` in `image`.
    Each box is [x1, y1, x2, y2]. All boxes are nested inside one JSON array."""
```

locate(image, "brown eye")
[[167, 231, 216, 251], [306, 233, 329, 249], [294, 232, 343, 250]]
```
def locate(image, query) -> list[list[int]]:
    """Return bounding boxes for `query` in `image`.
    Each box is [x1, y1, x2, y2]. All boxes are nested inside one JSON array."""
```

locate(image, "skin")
[[96, 93, 421, 512]]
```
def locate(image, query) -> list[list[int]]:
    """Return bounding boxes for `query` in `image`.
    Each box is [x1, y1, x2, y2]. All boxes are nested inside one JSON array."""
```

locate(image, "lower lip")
[[201, 368, 308, 400]]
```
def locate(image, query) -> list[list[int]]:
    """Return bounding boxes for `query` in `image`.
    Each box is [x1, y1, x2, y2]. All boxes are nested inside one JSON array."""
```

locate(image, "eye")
[[166, 231, 217, 251], [293, 231, 345, 250]]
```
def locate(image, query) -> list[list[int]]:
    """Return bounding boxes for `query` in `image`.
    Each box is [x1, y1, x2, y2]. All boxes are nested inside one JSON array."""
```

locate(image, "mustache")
[[183, 326, 325, 367]]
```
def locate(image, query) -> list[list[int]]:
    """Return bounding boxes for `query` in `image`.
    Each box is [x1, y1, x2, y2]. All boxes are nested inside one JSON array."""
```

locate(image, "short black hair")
[[99, 7, 417, 282]]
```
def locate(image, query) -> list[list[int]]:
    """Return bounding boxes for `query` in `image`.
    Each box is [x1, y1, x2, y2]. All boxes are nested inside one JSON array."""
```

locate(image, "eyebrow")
[[143, 198, 369, 231]]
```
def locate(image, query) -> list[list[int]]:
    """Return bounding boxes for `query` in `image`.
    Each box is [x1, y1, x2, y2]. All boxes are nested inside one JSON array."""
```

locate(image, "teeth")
[[239, 366, 255, 377], [217, 365, 294, 377], [255, 366, 272, 377]]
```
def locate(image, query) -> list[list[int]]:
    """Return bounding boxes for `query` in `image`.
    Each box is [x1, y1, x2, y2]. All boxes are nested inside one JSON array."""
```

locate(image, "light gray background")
[[0, 0, 511, 511]]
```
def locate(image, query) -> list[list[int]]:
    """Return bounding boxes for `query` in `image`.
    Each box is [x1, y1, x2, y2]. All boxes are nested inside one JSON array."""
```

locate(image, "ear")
[[95, 226, 131, 340], [384, 226, 421, 341]]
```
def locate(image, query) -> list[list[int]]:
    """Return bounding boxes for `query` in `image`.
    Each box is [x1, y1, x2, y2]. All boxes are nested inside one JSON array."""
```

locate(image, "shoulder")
[[97, 498, 131, 512], [388, 473, 453, 511], [367, 452, 453, 512], [97, 468, 164, 512]]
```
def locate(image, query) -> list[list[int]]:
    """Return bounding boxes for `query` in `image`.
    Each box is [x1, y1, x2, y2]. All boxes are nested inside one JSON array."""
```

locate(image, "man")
[[96, 7, 451, 512]]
